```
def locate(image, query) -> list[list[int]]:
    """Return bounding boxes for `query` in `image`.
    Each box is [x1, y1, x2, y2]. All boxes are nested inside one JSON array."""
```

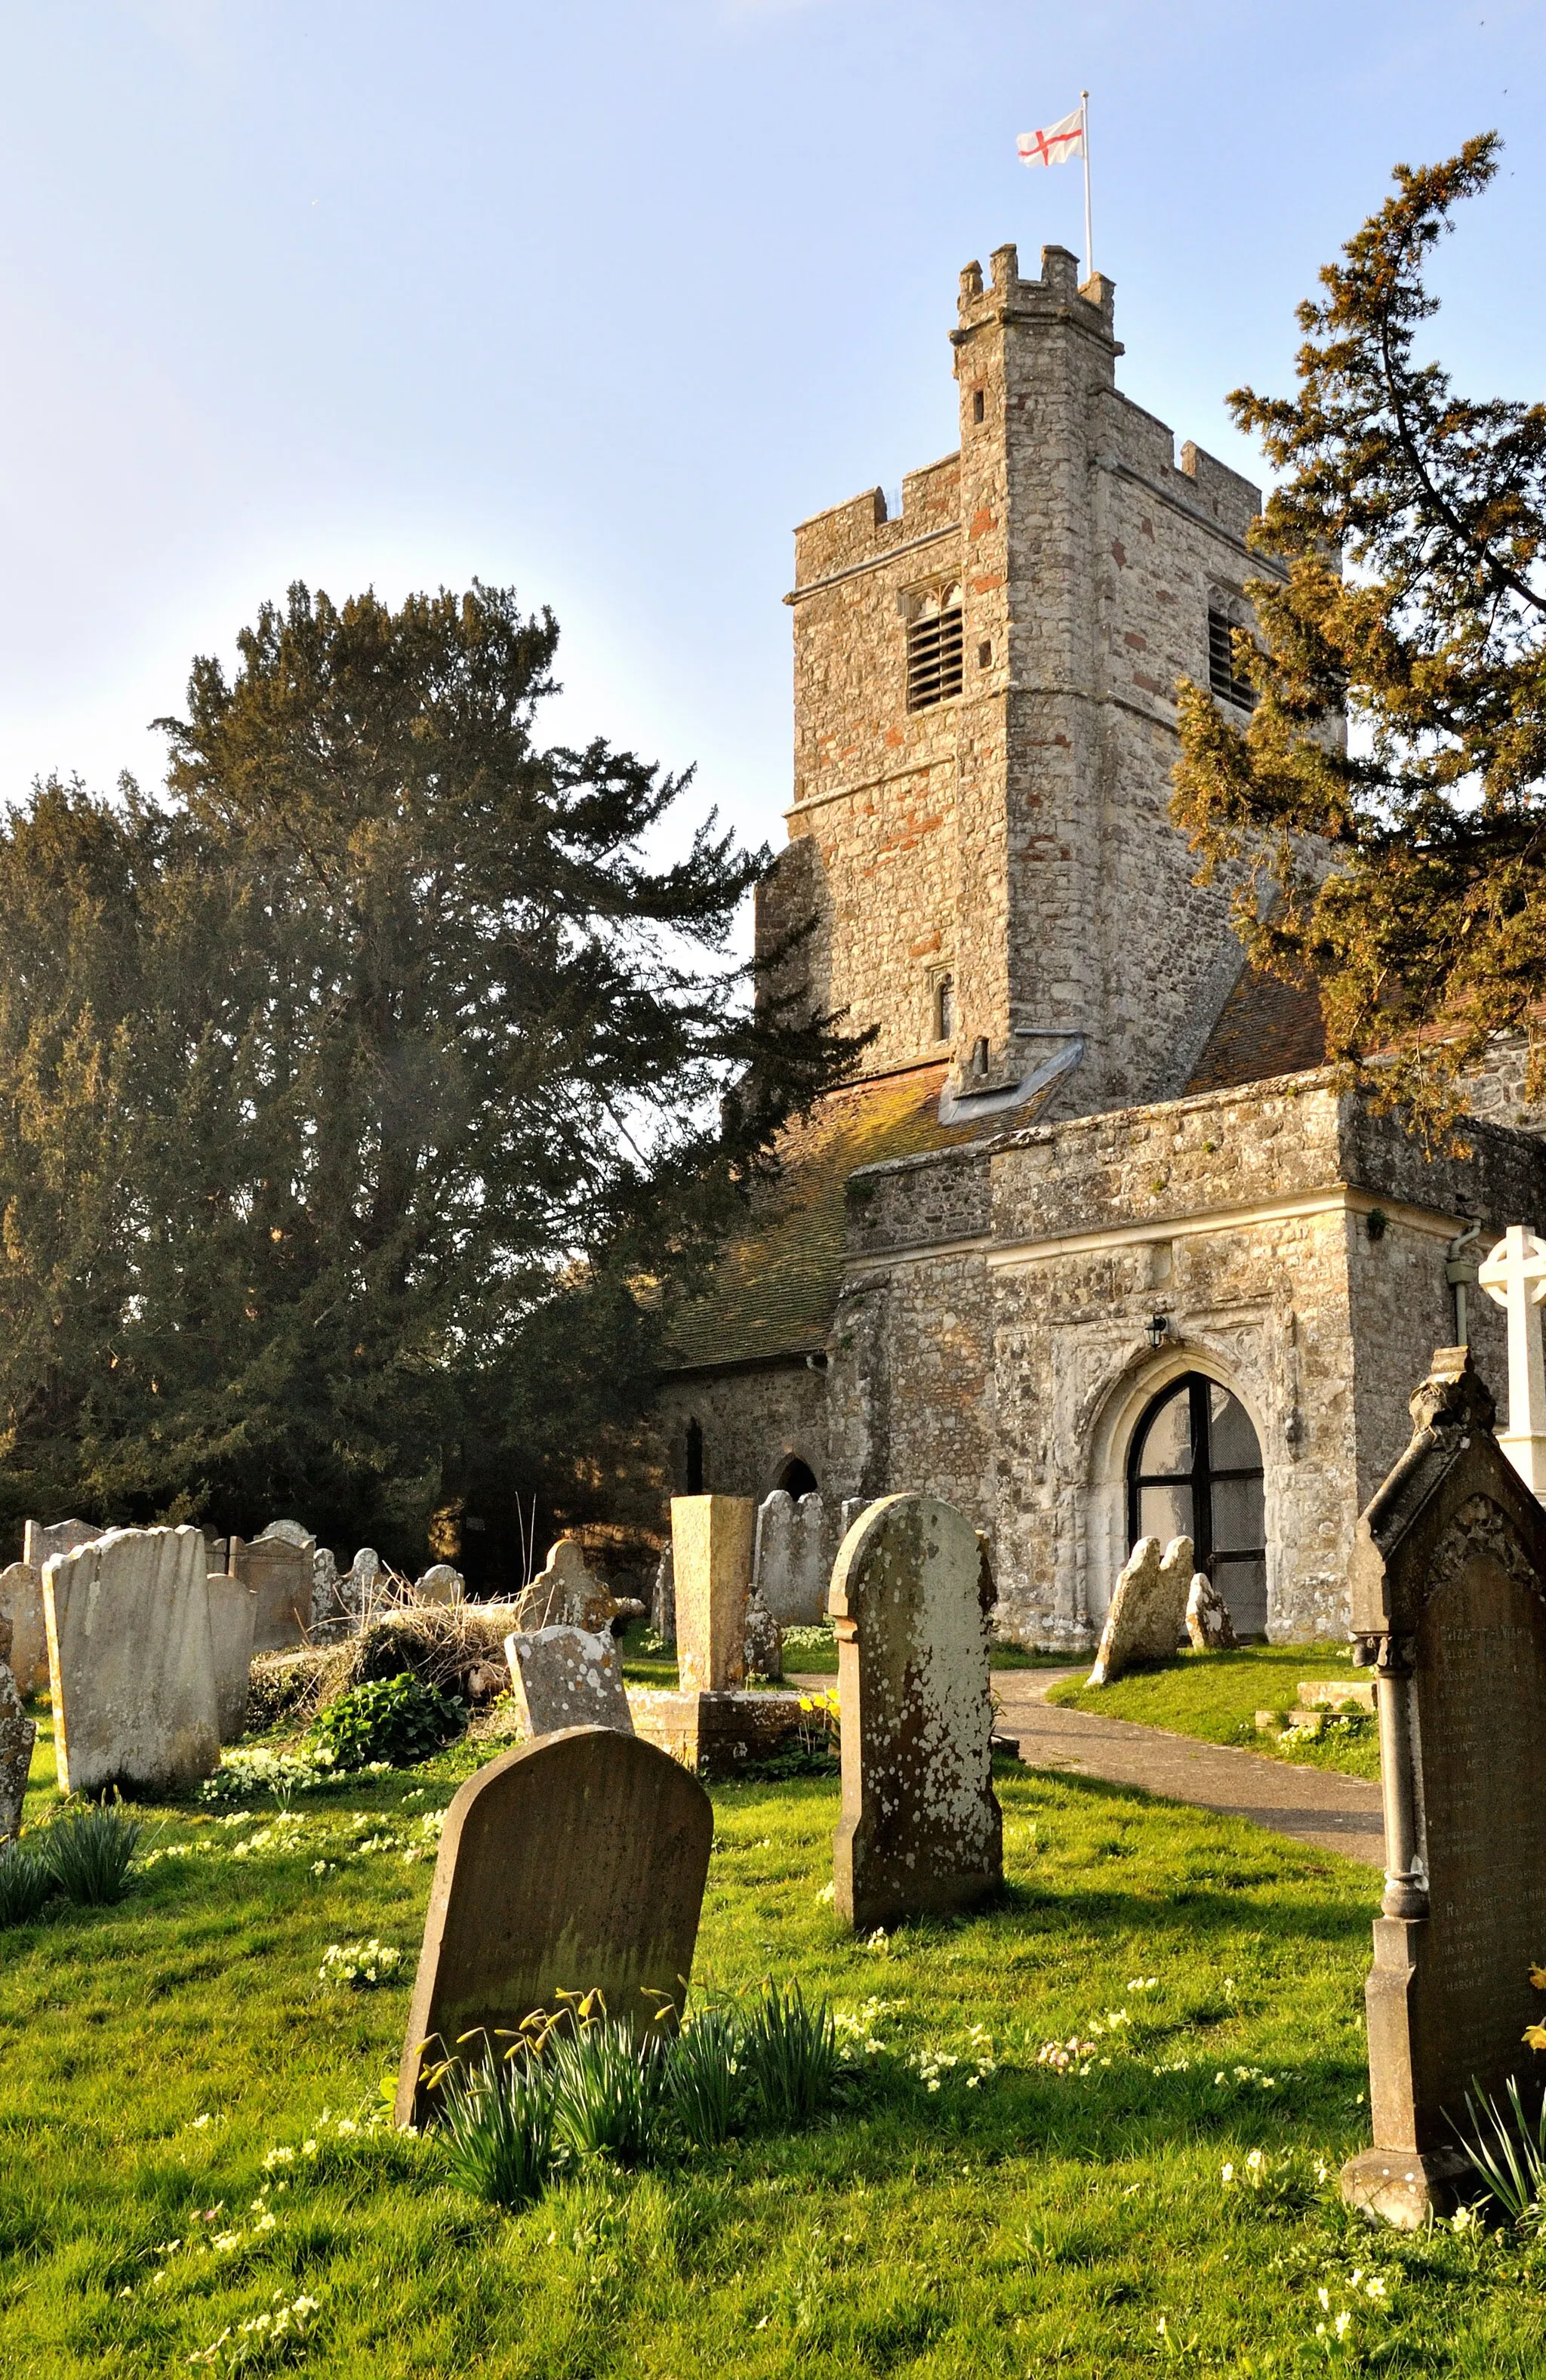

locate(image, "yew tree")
[[1172, 134, 1546, 1142]]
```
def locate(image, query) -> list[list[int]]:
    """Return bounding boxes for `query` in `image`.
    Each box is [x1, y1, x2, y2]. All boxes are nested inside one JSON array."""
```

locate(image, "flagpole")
[[1081, 89, 1094, 282]]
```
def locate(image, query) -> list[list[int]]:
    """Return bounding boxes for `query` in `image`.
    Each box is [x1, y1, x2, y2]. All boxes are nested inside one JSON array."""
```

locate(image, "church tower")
[[759, 242, 1280, 1122]]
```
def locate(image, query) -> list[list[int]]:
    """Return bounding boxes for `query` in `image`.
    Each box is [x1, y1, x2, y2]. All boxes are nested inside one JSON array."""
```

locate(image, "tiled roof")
[[666, 1065, 982, 1371], [1184, 965, 1326, 1096]]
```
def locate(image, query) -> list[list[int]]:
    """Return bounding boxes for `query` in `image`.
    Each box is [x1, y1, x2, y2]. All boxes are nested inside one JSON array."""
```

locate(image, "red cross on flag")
[[1017, 106, 1085, 168]]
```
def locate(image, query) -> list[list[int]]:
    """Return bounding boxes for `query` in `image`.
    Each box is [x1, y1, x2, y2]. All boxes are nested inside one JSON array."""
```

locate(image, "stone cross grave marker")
[[45, 1525, 221, 1796], [671, 1497, 755, 1693], [828, 1493, 1002, 1932], [753, 1490, 827, 1626], [1340, 1346, 1546, 2228], [1087, 1534, 1194, 1685], [1478, 1225, 1546, 1498], [504, 1624, 635, 1739], [395, 1726, 713, 2126]]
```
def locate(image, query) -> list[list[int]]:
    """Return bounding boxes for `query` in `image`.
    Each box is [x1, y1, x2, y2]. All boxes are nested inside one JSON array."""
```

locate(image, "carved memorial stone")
[[504, 1624, 635, 1739], [45, 1525, 220, 1796], [753, 1489, 827, 1626], [744, 1589, 783, 1680], [1186, 1569, 1238, 1651], [1341, 1346, 1546, 2228], [828, 1494, 1002, 1931], [395, 1727, 713, 2126], [414, 1564, 465, 1606], [513, 1538, 642, 1635], [0, 1561, 50, 1696], [672, 1497, 754, 1693], [1087, 1534, 1193, 1685], [233, 1528, 313, 1654]]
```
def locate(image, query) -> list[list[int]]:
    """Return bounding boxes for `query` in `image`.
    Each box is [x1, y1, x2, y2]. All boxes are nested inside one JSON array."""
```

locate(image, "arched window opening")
[[777, 1456, 818, 1499], [685, 1418, 704, 1497], [1126, 1373, 1266, 1636]]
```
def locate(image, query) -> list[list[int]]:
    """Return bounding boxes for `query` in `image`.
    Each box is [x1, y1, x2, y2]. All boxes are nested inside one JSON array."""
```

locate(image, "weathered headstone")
[[513, 1538, 642, 1635], [672, 1497, 754, 1693], [0, 1660, 35, 1840], [753, 1489, 827, 1626], [395, 1727, 713, 2126], [828, 1494, 1002, 1931], [310, 1546, 342, 1629], [1341, 1346, 1546, 2227], [205, 1575, 257, 1743], [415, 1564, 465, 1606], [1478, 1225, 1546, 1497], [504, 1624, 634, 1739], [744, 1589, 783, 1680], [651, 1543, 675, 1644], [1186, 1569, 1238, 1651], [232, 1527, 313, 1654], [45, 1525, 220, 1796], [260, 1518, 315, 1551], [1087, 1534, 1193, 1685], [24, 1518, 99, 1572], [0, 1561, 50, 1695]]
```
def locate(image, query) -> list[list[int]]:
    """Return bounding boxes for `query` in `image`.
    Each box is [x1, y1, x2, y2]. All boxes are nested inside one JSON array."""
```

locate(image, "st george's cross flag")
[[1016, 106, 1085, 168]]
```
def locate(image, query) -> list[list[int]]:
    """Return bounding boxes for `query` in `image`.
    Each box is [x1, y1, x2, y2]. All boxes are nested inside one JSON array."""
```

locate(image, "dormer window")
[[907, 584, 964, 711], [1208, 607, 1258, 712]]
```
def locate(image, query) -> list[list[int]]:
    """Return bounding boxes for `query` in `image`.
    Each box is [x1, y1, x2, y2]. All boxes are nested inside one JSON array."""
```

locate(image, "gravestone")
[[415, 1564, 465, 1606], [828, 1494, 1002, 1931], [0, 1561, 50, 1695], [45, 1525, 220, 1796], [310, 1546, 342, 1629], [513, 1539, 642, 1635], [260, 1518, 315, 1550], [651, 1543, 675, 1645], [1186, 1570, 1238, 1651], [1478, 1225, 1546, 1497], [1087, 1534, 1194, 1685], [205, 1575, 257, 1743], [395, 1727, 713, 2126], [744, 1589, 783, 1680], [504, 1624, 634, 1739], [672, 1497, 754, 1693], [1340, 1346, 1546, 2227], [233, 1528, 313, 1654], [24, 1517, 99, 1572], [753, 1489, 827, 1626], [0, 1660, 35, 1840]]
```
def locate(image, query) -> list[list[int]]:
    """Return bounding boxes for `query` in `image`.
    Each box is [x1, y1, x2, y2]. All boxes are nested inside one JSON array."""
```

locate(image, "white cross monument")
[[1478, 1224, 1546, 1500]]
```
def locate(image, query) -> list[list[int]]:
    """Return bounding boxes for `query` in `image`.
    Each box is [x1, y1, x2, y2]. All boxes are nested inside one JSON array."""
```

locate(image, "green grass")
[[7, 1697, 1544, 2376], [1046, 1646, 1382, 1780]]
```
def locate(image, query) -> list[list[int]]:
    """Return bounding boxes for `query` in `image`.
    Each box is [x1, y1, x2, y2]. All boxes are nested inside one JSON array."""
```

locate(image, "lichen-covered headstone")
[[672, 1497, 755, 1693], [415, 1564, 465, 1606], [744, 1590, 783, 1680], [504, 1624, 634, 1738], [1341, 1346, 1546, 2227], [753, 1490, 827, 1625], [45, 1525, 220, 1796], [513, 1539, 642, 1634], [0, 1561, 50, 1695], [1087, 1534, 1193, 1685], [651, 1543, 675, 1645], [1186, 1571, 1238, 1651], [395, 1727, 713, 2126], [206, 1576, 257, 1743], [828, 1494, 1002, 1931], [0, 1660, 35, 1840]]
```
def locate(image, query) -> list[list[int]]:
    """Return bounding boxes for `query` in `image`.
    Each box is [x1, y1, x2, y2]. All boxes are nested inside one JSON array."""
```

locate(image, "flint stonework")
[[672, 1497, 754, 1693], [45, 1525, 220, 1796], [829, 1493, 1002, 1931], [1341, 1348, 1546, 2229], [395, 1727, 713, 2126], [1087, 1534, 1193, 1685], [505, 1625, 634, 1739], [0, 1661, 35, 1840]]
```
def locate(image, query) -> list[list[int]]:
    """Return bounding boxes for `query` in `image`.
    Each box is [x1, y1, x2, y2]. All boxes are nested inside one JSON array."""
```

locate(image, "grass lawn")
[[621, 1622, 1066, 1685], [1046, 1647, 1382, 1781], [7, 1697, 1544, 2377]]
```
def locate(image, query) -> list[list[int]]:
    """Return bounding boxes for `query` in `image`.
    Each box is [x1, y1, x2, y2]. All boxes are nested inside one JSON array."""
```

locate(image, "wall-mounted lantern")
[[1145, 1313, 1171, 1350]]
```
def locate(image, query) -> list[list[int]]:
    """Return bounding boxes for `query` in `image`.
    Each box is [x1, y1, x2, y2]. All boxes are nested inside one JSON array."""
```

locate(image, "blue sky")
[[2, 0, 1541, 869]]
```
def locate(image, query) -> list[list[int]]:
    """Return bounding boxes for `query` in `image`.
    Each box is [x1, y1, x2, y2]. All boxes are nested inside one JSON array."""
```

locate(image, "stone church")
[[659, 240, 1546, 1650]]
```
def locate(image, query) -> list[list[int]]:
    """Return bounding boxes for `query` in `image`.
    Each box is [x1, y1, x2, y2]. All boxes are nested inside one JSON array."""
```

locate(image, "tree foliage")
[[0, 584, 858, 1571], [1172, 133, 1546, 1142]]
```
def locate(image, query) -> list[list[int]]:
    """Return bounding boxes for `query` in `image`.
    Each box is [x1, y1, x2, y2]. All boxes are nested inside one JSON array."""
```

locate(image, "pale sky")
[[2, 1, 1541, 870]]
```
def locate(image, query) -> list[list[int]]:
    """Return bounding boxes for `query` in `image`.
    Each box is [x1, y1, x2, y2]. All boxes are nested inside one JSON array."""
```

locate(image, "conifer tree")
[[1172, 134, 1546, 1143]]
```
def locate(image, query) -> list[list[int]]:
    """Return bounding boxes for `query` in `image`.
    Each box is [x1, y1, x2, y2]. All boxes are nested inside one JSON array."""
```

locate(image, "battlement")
[[955, 242, 1119, 346], [792, 452, 961, 593]]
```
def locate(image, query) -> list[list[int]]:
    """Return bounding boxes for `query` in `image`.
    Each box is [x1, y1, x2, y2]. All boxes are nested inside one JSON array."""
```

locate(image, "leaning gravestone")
[[232, 1527, 313, 1654], [1087, 1534, 1194, 1685], [0, 1659, 35, 1840], [673, 1496, 755, 1692], [1186, 1570, 1238, 1651], [1341, 1346, 1546, 2228], [753, 1489, 827, 1626], [45, 1525, 220, 1796], [828, 1494, 1002, 1931], [205, 1574, 257, 1743], [504, 1624, 634, 1739], [0, 1561, 51, 1696], [395, 1726, 713, 2127]]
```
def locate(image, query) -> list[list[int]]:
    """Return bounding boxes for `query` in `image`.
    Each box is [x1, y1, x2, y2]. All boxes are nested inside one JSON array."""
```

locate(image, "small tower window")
[[972, 387, 985, 424], [907, 584, 964, 711], [1207, 609, 1258, 711], [978, 640, 991, 670], [932, 972, 954, 1043]]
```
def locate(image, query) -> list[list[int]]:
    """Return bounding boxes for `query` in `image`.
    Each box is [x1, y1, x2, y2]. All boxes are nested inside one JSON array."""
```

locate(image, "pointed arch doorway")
[[1126, 1372, 1267, 1638]]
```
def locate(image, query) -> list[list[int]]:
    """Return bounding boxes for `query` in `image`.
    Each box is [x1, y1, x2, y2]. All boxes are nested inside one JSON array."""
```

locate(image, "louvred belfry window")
[[1207, 608, 1258, 712], [907, 584, 964, 711]]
